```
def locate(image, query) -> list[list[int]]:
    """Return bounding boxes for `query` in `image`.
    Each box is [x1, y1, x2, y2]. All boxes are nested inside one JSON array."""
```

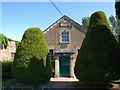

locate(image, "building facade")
[[0, 40, 16, 61], [43, 15, 86, 78]]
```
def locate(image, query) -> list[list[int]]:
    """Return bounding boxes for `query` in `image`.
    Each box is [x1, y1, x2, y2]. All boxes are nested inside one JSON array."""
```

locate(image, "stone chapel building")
[[43, 15, 86, 78]]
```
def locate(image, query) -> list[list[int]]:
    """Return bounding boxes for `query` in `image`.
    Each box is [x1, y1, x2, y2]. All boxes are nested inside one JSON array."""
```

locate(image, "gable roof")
[[43, 15, 86, 34]]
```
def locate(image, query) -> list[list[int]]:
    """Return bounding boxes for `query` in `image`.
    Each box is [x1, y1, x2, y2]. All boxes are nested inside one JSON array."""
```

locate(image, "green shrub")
[[2, 61, 13, 80], [75, 11, 120, 85], [0, 34, 8, 49], [12, 27, 52, 84]]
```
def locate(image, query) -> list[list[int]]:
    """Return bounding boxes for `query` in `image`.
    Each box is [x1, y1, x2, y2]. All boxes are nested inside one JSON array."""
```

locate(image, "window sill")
[[60, 42, 70, 44]]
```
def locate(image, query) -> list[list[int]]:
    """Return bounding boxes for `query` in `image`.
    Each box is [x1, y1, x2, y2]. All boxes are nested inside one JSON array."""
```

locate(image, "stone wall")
[[0, 40, 16, 61], [44, 15, 85, 50], [43, 15, 85, 78]]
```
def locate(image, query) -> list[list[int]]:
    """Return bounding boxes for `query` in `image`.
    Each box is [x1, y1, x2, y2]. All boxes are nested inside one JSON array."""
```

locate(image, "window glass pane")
[[67, 38, 69, 41], [61, 31, 69, 43], [62, 32, 64, 35], [66, 32, 69, 35]]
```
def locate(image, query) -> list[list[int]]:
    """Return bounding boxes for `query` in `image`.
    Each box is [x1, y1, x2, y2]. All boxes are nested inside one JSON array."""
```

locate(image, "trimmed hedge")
[[75, 11, 120, 85], [12, 27, 52, 84], [2, 61, 13, 80]]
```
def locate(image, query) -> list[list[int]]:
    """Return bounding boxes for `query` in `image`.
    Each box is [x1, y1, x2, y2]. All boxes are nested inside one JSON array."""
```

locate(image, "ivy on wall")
[[0, 34, 8, 49]]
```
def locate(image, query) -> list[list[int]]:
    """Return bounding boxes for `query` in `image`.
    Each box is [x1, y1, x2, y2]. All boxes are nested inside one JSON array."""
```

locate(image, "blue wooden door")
[[59, 57, 70, 77]]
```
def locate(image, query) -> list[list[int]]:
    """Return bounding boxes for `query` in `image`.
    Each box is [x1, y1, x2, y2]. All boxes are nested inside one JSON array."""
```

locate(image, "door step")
[[50, 77, 79, 82]]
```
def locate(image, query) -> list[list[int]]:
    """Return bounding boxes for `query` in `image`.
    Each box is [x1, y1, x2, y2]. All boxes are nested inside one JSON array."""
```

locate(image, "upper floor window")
[[61, 31, 70, 43]]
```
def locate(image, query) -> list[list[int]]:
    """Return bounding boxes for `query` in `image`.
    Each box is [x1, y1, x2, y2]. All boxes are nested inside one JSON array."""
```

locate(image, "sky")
[[1, 1, 115, 41]]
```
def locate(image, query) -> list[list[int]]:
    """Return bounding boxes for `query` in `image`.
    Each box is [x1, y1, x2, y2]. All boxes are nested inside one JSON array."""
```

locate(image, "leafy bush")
[[75, 11, 120, 85], [0, 34, 8, 49], [12, 27, 52, 84], [2, 61, 13, 80]]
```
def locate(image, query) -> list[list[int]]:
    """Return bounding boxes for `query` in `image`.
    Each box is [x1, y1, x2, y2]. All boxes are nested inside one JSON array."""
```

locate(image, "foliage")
[[0, 34, 8, 49], [115, 1, 120, 44], [12, 27, 52, 84], [81, 17, 90, 30], [113, 79, 120, 83], [2, 61, 13, 80], [15, 41, 19, 49], [109, 15, 120, 42], [109, 15, 117, 34], [115, 1, 120, 19], [75, 11, 120, 85]]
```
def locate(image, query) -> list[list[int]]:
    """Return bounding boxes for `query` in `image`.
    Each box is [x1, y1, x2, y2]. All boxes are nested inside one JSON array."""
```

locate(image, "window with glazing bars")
[[61, 31, 69, 43]]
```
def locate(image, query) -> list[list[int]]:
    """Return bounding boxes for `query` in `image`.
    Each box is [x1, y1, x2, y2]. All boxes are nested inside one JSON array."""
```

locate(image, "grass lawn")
[[113, 79, 120, 83]]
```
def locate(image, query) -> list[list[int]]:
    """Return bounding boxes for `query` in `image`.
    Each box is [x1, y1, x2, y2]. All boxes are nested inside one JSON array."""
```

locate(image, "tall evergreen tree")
[[115, 1, 120, 19], [75, 11, 120, 85], [115, 0, 120, 44], [81, 17, 90, 30], [12, 27, 52, 84]]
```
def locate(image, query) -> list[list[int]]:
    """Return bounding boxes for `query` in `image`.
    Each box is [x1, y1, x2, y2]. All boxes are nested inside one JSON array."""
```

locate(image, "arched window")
[[61, 31, 70, 43]]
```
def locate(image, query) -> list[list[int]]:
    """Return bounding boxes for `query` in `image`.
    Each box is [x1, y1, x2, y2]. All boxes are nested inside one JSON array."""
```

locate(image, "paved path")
[[3, 77, 78, 89], [42, 82, 77, 88], [3, 78, 120, 90], [40, 77, 79, 88]]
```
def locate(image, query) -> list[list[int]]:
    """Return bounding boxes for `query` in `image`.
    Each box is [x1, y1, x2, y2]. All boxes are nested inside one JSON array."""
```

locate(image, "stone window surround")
[[60, 29, 71, 44]]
